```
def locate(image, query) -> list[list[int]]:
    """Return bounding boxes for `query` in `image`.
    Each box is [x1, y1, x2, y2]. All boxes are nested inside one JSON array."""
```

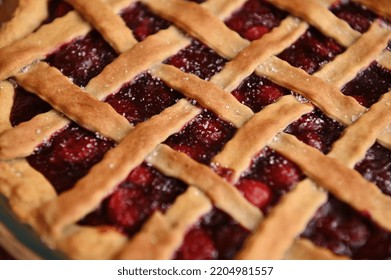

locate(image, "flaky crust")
[[0, 0, 391, 260]]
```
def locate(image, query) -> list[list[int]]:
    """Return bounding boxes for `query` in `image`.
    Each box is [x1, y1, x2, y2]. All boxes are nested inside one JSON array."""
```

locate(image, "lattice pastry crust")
[[0, 0, 391, 259]]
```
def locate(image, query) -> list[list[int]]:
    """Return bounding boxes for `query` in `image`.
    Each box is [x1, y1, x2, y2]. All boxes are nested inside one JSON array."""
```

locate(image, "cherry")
[[121, 2, 170, 41], [175, 228, 217, 260], [225, 0, 286, 41], [236, 179, 271, 208]]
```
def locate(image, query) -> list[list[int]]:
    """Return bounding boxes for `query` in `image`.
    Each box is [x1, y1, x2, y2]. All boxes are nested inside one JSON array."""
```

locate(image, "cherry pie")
[[0, 0, 391, 260]]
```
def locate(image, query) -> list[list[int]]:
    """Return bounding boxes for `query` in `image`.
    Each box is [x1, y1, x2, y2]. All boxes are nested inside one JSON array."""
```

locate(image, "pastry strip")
[[329, 90, 391, 167], [377, 51, 391, 70], [117, 187, 212, 259], [210, 17, 308, 92], [150, 64, 254, 128], [0, 159, 56, 221], [267, 0, 360, 46], [143, 0, 249, 59], [236, 90, 391, 259], [270, 132, 391, 232], [0, 81, 14, 133], [354, 0, 391, 20], [15, 62, 132, 142], [213, 96, 313, 181], [0, 27, 190, 159], [146, 144, 262, 230], [237, 179, 327, 259], [285, 239, 349, 260], [0, 0, 135, 80], [0, 0, 48, 49], [65, 0, 137, 53], [314, 22, 391, 89], [256, 56, 365, 126], [38, 100, 200, 236], [58, 226, 127, 260]]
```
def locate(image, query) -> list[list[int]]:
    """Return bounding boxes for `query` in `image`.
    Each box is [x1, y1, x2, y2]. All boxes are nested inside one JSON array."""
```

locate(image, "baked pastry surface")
[[0, 0, 391, 260]]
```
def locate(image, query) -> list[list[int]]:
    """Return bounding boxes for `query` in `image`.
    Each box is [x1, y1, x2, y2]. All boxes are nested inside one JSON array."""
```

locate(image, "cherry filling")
[[80, 163, 188, 236], [285, 109, 345, 154], [356, 144, 391, 197], [278, 28, 344, 74], [165, 40, 227, 80], [121, 2, 171, 42], [165, 110, 237, 164], [225, 0, 287, 41], [331, 0, 377, 33], [236, 147, 303, 213], [44, 0, 73, 24], [10, 84, 53, 126], [302, 195, 391, 259], [231, 73, 290, 113], [105, 73, 183, 125], [27, 124, 115, 194], [342, 62, 391, 107], [45, 30, 117, 88], [175, 209, 250, 260]]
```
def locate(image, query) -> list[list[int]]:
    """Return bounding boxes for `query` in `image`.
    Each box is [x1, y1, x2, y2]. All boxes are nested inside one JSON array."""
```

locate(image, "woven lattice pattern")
[[0, 0, 391, 259]]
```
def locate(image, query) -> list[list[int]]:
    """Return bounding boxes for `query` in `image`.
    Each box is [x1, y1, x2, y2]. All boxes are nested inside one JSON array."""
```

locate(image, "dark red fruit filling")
[[165, 40, 227, 80], [231, 73, 290, 113], [105, 73, 183, 125], [45, 30, 117, 87], [175, 209, 250, 260], [342, 62, 391, 107], [285, 109, 345, 154], [165, 110, 237, 164], [278, 27, 344, 74], [44, 0, 73, 24], [236, 179, 271, 209], [331, 0, 377, 33], [121, 2, 170, 42], [10, 84, 52, 126], [240, 147, 303, 213], [355, 144, 391, 197], [225, 0, 287, 41], [27, 124, 115, 194], [302, 195, 391, 259], [81, 164, 188, 235]]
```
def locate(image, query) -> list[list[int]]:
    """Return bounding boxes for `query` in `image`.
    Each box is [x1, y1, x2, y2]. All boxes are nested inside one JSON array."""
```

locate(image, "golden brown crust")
[[65, 0, 137, 53], [0, 0, 49, 49], [0, 11, 91, 80], [270, 133, 391, 232], [329, 90, 391, 167], [237, 180, 327, 260], [151, 64, 254, 127], [0, 110, 69, 159], [353, 0, 391, 20], [0, 81, 14, 133], [15, 62, 132, 142], [1, 0, 391, 261], [147, 144, 263, 231], [117, 187, 212, 259], [315, 21, 391, 88], [38, 100, 200, 237], [86, 27, 190, 100], [267, 0, 360, 46], [213, 96, 313, 181], [210, 17, 308, 92], [57, 226, 127, 260], [285, 239, 349, 260], [257, 56, 365, 126], [144, 0, 249, 59]]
